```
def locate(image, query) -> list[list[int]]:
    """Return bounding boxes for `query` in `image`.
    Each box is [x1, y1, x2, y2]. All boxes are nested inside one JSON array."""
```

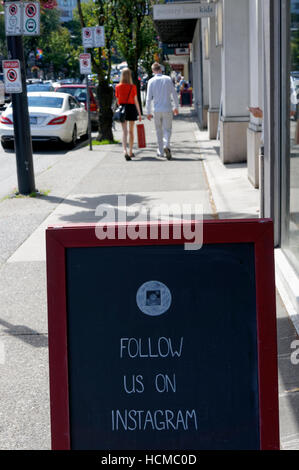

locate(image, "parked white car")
[[0, 91, 88, 150]]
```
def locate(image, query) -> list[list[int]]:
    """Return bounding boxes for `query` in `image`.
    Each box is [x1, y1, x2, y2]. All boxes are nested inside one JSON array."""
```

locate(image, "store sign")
[[23, 2, 40, 36], [79, 53, 91, 75], [46, 219, 279, 450], [175, 48, 190, 56], [153, 2, 215, 21], [2, 60, 22, 93], [167, 42, 189, 49], [4, 2, 22, 36]]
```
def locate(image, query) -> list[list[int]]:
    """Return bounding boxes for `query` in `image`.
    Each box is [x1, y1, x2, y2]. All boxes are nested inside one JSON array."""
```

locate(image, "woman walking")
[[115, 68, 142, 161]]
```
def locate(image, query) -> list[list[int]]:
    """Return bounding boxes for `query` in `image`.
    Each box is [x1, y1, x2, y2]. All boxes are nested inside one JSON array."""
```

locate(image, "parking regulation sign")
[[2, 60, 22, 93], [82, 27, 94, 48], [79, 53, 92, 75], [94, 26, 105, 48], [4, 2, 22, 36], [23, 2, 40, 36]]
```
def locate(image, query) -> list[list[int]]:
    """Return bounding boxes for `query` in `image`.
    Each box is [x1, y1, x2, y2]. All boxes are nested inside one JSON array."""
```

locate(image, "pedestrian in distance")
[[146, 62, 179, 160], [115, 68, 142, 161]]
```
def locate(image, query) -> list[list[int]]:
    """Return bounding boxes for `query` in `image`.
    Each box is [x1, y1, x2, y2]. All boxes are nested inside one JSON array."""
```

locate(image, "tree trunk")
[[129, 62, 143, 114], [96, 80, 114, 142]]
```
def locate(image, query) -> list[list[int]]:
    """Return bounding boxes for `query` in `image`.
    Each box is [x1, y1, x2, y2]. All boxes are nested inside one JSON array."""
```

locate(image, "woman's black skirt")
[[124, 103, 138, 121]]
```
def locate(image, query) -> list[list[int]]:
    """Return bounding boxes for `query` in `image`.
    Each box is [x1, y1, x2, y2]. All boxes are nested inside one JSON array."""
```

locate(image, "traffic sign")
[[82, 26, 106, 48], [2, 60, 22, 93], [82, 27, 94, 48], [4, 2, 22, 36], [79, 53, 92, 75], [94, 26, 105, 48], [23, 2, 40, 36]]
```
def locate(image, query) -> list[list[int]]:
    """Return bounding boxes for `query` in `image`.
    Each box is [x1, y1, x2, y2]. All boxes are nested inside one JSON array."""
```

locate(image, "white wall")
[[208, 16, 222, 111], [221, 0, 250, 118], [249, 0, 263, 127]]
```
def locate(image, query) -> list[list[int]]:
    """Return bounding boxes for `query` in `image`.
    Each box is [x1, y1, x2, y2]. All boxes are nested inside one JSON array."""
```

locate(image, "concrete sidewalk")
[[0, 107, 298, 449]]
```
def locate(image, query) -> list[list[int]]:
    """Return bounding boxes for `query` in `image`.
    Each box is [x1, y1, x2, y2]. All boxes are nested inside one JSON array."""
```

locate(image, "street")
[[0, 137, 89, 200]]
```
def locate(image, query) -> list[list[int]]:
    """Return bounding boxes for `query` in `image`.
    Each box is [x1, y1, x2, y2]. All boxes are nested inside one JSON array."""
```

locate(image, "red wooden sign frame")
[[46, 219, 280, 450]]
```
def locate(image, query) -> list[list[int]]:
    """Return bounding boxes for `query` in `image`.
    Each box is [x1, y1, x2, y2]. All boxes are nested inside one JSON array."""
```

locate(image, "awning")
[[154, 19, 197, 44]]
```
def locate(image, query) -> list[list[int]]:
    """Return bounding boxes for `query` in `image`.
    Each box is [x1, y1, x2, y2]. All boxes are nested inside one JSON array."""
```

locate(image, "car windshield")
[[27, 84, 53, 92], [28, 97, 64, 108], [57, 87, 87, 101]]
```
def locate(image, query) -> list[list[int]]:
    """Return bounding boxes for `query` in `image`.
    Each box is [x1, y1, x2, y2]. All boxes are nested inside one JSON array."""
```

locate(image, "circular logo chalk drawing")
[[136, 281, 172, 316]]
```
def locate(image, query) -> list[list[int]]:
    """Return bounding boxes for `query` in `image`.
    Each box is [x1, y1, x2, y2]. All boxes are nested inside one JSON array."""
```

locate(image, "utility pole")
[[4, 1, 36, 195], [84, 48, 92, 151]]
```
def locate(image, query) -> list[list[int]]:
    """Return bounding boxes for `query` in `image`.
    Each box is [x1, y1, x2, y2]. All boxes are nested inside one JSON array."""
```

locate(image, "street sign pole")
[[84, 48, 92, 151], [6, 33, 36, 195]]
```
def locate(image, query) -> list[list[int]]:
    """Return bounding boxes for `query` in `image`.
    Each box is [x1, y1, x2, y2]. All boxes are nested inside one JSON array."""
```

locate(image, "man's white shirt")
[[146, 74, 179, 114]]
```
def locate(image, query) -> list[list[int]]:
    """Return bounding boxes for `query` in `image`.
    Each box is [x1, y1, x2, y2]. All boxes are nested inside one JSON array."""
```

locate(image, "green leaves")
[[114, 0, 159, 80]]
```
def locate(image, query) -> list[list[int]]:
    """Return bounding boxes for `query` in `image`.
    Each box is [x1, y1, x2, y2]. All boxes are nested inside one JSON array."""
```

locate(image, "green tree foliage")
[[23, 8, 79, 78], [291, 28, 299, 71], [139, 15, 161, 79], [113, 0, 160, 106], [0, 4, 7, 62], [76, 0, 116, 141], [113, 0, 150, 81]]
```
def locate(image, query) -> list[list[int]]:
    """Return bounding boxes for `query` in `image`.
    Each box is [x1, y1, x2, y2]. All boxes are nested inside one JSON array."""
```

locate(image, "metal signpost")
[[79, 52, 92, 151], [81, 26, 106, 150], [3, 0, 39, 195], [0, 81, 5, 108]]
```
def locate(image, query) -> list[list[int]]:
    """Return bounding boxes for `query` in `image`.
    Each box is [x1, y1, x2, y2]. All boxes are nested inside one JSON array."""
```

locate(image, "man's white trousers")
[[153, 111, 173, 155]]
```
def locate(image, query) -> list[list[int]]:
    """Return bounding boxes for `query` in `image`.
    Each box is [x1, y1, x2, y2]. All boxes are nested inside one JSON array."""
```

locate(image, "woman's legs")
[[121, 121, 128, 155], [128, 121, 135, 156]]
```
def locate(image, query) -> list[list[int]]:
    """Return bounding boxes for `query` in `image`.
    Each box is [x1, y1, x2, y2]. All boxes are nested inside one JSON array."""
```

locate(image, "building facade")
[[153, 0, 299, 333], [57, 0, 88, 22]]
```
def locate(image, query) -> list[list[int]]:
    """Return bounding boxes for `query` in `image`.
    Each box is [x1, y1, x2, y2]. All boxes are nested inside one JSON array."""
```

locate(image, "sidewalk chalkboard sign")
[[180, 89, 192, 106], [46, 219, 279, 450]]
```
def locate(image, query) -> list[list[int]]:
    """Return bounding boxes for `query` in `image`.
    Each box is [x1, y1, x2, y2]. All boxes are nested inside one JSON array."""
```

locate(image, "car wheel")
[[68, 125, 77, 149], [1, 140, 14, 151]]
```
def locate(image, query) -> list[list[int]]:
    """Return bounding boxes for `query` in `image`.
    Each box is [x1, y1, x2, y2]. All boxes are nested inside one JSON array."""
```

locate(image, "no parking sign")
[[2, 60, 22, 93], [79, 53, 92, 75], [82, 27, 94, 48]]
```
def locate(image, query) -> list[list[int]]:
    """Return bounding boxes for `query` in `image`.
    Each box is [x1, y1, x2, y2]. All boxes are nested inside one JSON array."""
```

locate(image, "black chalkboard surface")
[[46, 220, 279, 450], [180, 90, 192, 106]]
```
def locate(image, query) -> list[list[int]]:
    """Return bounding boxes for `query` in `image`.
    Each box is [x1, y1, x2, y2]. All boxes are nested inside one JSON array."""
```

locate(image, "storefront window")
[[282, 0, 299, 272]]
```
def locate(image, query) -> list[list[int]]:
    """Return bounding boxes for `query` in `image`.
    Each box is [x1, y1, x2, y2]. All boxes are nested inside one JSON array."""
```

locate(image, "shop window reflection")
[[287, 10, 299, 271]]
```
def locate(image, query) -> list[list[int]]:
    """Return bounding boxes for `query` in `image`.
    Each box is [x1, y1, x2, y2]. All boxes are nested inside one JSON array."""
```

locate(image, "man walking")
[[146, 62, 179, 160]]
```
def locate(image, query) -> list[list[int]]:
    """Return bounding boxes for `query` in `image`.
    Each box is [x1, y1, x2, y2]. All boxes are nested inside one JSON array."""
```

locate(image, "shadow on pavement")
[[276, 313, 299, 448], [1, 135, 89, 156], [0, 318, 48, 348]]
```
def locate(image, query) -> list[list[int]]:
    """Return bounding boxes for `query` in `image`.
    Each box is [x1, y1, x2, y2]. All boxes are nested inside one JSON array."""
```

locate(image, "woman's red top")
[[115, 83, 137, 105]]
